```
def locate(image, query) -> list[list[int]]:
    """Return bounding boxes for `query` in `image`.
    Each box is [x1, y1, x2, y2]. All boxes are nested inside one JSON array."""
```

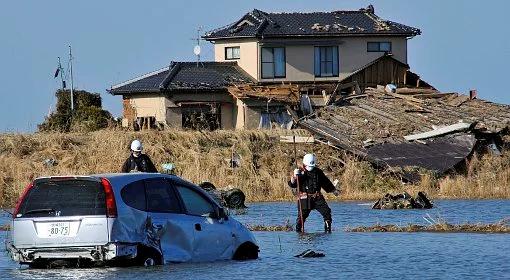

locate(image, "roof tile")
[[204, 7, 420, 40]]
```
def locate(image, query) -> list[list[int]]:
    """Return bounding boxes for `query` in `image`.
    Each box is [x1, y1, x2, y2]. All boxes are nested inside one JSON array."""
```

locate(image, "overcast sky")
[[1, 0, 509, 132]]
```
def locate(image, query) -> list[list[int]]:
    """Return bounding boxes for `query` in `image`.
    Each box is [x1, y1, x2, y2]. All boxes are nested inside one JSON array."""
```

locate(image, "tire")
[[233, 242, 259, 260], [223, 188, 246, 209], [135, 246, 162, 267], [199, 181, 216, 191]]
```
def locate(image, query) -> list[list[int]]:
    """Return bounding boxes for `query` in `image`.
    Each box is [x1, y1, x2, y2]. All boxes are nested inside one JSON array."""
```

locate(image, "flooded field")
[[1, 200, 509, 279]]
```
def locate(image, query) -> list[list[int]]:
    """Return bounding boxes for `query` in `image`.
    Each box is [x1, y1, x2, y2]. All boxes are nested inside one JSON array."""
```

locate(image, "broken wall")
[[122, 94, 169, 127]]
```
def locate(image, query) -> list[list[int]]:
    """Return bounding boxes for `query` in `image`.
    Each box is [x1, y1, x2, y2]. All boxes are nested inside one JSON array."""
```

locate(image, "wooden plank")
[[404, 122, 474, 141], [357, 104, 399, 122], [279, 135, 315, 143], [385, 91, 424, 104], [396, 88, 439, 95]]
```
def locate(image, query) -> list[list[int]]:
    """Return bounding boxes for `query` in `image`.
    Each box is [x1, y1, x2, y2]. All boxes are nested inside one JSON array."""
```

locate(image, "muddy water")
[[1, 200, 509, 279]]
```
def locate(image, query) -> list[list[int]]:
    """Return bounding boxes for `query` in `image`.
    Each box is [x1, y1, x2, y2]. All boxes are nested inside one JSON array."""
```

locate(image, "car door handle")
[[195, 223, 202, 231]]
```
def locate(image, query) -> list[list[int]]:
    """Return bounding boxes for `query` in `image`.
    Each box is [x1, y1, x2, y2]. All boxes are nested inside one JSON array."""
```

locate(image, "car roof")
[[36, 173, 196, 189]]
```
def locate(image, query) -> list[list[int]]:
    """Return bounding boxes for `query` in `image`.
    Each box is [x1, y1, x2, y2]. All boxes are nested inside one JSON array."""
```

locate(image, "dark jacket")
[[121, 154, 158, 173], [288, 167, 335, 194]]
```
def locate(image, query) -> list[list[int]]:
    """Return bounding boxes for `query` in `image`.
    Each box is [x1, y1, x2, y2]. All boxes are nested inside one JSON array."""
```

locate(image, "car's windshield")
[[17, 179, 106, 218]]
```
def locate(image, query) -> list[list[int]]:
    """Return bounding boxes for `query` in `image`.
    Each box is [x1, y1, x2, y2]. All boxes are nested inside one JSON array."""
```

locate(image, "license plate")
[[47, 222, 70, 237]]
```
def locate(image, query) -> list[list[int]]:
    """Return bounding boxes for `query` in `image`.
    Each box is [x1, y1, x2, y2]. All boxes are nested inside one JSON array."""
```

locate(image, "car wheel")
[[136, 246, 162, 267], [199, 181, 216, 191], [223, 188, 246, 208], [233, 242, 259, 260]]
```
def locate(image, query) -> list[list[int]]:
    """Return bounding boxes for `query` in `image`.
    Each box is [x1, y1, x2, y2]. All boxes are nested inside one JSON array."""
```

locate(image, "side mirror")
[[218, 207, 228, 220], [209, 207, 228, 221]]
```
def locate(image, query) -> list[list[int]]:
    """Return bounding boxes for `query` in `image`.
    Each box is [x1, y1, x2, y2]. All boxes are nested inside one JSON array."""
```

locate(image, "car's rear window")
[[17, 179, 106, 218]]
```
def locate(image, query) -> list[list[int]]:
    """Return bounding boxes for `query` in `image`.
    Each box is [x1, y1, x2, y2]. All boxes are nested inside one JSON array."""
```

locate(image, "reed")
[[0, 129, 508, 207], [346, 219, 510, 233]]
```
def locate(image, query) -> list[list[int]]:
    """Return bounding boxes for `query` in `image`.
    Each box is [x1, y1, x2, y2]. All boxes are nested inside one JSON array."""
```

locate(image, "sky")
[[1, 0, 509, 132]]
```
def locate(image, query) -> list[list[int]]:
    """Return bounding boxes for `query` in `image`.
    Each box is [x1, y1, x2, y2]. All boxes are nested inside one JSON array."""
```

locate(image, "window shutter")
[[314, 47, 321, 76], [332, 47, 339, 76], [274, 48, 286, 77]]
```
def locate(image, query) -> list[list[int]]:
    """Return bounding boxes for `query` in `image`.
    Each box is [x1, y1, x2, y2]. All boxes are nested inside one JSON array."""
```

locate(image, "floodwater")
[[1, 200, 509, 279]]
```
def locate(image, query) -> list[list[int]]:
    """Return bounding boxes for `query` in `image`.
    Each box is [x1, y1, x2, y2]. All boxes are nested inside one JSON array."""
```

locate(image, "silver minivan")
[[7, 173, 258, 268]]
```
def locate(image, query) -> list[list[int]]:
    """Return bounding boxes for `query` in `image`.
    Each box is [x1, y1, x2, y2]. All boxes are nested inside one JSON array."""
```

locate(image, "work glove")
[[291, 168, 302, 183], [333, 189, 340, 197]]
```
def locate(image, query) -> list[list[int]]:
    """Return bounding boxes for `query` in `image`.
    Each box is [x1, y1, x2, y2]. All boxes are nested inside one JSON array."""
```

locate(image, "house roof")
[[109, 62, 254, 95], [203, 6, 421, 40]]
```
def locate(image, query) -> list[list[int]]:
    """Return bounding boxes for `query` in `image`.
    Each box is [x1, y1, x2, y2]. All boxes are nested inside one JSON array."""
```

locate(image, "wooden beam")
[[404, 122, 474, 141], [280, 135, 315, 143]]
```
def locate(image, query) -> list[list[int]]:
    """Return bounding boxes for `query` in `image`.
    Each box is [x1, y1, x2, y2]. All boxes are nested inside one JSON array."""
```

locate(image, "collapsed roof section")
[[203, 5, 421, 40], [297, 86, 510, 177], [228, 84, 300, 104], [109, 62, 255, 95]]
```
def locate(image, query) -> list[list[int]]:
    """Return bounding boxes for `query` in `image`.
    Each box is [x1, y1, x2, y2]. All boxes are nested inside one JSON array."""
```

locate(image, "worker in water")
[[121, 139, 158, 173], [288, 153, 339, 233]]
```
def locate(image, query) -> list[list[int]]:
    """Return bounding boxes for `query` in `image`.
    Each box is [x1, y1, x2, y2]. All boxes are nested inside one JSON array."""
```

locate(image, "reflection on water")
[[1, 200, 509, 279]]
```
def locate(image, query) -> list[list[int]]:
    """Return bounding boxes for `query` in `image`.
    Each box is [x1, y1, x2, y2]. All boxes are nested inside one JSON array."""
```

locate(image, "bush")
[[39, 89, 113, 132]]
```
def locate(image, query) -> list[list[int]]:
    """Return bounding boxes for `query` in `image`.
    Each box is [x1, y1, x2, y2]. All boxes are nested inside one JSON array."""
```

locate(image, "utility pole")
[[69, 45, 74, 111]]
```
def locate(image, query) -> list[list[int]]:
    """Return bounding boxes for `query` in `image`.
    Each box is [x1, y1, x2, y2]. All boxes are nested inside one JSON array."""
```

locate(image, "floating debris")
[[372, 191, 433, 209], [346, 219, 510, 233], [246, 221, 293, 232], [294, 249, 325, 258]]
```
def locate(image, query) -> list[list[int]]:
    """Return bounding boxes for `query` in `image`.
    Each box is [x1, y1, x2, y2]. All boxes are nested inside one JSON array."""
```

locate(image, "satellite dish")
[[193, 45, 201, 56]]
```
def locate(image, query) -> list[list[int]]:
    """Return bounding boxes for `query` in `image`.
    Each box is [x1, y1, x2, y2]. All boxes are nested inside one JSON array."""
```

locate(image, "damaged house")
[[109, 5, 423, 130]]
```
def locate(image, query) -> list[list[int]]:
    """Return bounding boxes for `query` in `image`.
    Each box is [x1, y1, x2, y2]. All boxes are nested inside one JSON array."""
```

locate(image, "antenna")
[[192, 26, 203, 67], [69, 45, 74, 111]]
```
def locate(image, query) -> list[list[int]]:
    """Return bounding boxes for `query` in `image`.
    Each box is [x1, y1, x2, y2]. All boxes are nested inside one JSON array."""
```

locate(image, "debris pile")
[[199, 182, 247, 209], [298, 84, 509, 180], [294, 249, 325, 258], [346, 219, 510, 233], [247, 221, 294, 232], [372, 191, 433, 209]]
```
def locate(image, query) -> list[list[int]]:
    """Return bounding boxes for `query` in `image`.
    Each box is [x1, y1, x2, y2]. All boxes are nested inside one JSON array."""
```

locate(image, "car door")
[[144, 178, 196, 263], [174, 183, 234, 262]]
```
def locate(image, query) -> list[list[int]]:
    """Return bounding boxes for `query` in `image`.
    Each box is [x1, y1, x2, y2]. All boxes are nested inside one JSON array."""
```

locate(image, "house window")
[[181, 104, 221, 131], [225, 47, 240, 60], [261, 47, 286, 78], [314, 46, 339, 77], [367, 42, 392, 52]]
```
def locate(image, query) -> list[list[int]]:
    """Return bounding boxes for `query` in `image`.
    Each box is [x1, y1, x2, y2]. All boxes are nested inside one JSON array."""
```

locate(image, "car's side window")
[[121, 180, 147, 211], [175, 185, 215, 217], [145, 178, 182, 213]]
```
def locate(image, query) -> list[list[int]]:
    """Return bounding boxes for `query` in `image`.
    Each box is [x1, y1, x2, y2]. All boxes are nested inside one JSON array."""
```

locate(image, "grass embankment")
[[346, 219, 510, 233], [0, 130, 508, 207]]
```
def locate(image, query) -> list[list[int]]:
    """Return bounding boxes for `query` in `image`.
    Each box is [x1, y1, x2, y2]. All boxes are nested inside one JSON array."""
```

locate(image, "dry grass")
[[346, 219, 510, 233], [0, 129, 508, 207], [246, 220, 294, 232], [436, 153, 510, 199]]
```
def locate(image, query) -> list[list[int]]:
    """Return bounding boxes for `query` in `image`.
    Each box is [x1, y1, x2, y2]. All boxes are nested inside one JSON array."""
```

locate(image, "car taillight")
[[101, 178, 117, 218], [12, 182, 34, 218]]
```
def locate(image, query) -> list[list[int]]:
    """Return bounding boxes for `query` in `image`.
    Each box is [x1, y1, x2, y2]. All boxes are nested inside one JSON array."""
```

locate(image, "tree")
[[38, 89, 114, 132]]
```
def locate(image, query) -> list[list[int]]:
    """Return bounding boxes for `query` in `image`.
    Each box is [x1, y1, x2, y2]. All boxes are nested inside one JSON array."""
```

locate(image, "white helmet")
[[303, 153, 317, 169], [130, 140, 143, 152]]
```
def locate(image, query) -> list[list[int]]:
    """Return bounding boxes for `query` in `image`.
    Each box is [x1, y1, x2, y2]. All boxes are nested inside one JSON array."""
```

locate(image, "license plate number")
[[48, 222, 70, 237]]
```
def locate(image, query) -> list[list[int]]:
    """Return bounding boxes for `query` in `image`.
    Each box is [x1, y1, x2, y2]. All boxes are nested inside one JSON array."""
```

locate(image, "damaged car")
[[6, 173, 258, 268]]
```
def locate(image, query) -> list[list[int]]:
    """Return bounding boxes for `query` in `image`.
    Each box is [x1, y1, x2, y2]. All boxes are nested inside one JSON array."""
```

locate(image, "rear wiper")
[[22, 209, 56, 216]]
